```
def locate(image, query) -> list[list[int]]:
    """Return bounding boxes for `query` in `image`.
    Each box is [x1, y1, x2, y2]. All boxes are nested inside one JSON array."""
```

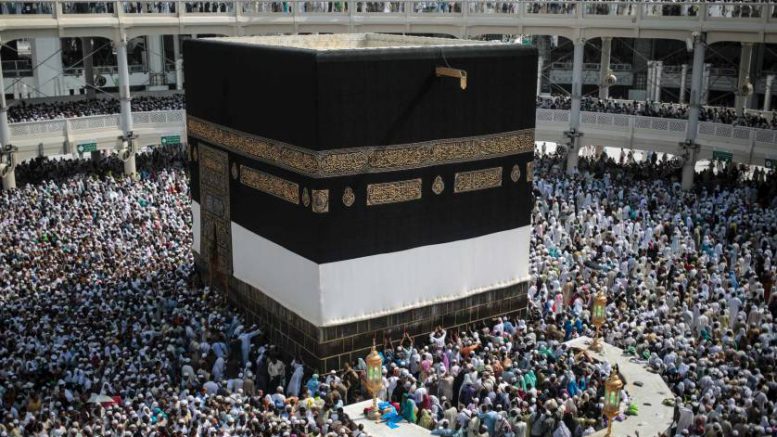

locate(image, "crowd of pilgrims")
[[6, 93, 776, 130], [6, 95, 185, 123], [537, 95, 777, 130], [0, 145, 775, 437]]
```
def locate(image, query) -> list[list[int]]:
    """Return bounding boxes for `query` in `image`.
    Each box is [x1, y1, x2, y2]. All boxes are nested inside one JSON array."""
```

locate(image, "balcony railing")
[[535, 108, 777, 156], [9, 109, 184, 138], [62, 64, 147, 76]]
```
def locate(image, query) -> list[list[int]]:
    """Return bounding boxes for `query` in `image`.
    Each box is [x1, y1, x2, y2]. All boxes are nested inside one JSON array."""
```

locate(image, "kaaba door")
[[198, 144, 232, 286]]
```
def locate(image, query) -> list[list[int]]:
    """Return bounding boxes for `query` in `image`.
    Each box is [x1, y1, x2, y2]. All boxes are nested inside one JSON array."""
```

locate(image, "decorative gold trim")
[[454, 167, 503, 193], [432, 175, 445, 195], [240, 165, 300, 205], [510, 164, 521, 183], [302, 188, 310, 207], [342, 187, 355, 207], [526, 161, 534, 182], [192, 146, 198, 162], [188, 116, 534, 178], [312, 189, 329, 213], [367, 179, 422, 206]]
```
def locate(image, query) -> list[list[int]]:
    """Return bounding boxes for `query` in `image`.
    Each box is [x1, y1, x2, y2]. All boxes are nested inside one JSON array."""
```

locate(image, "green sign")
[[76, 142, 97, 153], [765, 158, 777, 170], [712, 150, 733, 162], [161, 135, 181, 146]]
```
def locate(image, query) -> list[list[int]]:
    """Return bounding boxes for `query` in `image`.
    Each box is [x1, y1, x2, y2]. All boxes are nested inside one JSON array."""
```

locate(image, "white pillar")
[[682, 35, 706, 191], [123, 152, 137, 176], [0, 56, 11, 148], [598, 37, 612, 100], [679, 64, 688, 104], [536, 55, 543, 97], [31, 37, 64, 97], [681, 151, 695, 190], [146, 34, 167, 91], [735, 42, 753, 119], [82, 37, 96, 98], [653, 60, 663, 102], [173, 35, 183, 90], [763, 74, 774, 111], [646, 60, 654, 101], [0, 54, 15, 191], [1, 166, 14, 190], [117, 38, 136, 178], [567, 38, 585, 175], [701, 63, 711, 106]]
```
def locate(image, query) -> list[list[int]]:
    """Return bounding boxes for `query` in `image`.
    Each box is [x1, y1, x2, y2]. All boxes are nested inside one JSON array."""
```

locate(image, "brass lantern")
[[589, 290, 607, 352], [602, 367, 624, 437], [364, 342, 383, 420]]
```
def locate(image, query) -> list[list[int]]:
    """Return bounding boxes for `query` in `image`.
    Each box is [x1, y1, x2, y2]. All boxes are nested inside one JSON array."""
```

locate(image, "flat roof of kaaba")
[[201, 33, 496, 52]]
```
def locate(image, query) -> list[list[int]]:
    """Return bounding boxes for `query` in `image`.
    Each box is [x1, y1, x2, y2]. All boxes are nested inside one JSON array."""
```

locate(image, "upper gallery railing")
[[536, 108, 777, 149], [9, 109, 184, 139], [0, 0, 775, 21]]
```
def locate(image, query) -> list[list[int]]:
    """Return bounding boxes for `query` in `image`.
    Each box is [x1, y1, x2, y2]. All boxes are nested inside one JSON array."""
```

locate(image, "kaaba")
[[184, 34, 536, 371]]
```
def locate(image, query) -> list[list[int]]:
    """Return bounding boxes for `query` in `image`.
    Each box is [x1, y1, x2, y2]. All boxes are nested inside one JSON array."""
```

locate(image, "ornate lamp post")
[[602, 366, 624, 437], [589, 291, 607, 352], [364, 342, 383, 420]]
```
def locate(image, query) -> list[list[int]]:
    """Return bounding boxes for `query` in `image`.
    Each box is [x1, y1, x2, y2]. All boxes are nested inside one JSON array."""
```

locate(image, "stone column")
[[701, 63, 711, 105], [536, 55, 543, 97], [682, 34, 706, 191], [653, 60, 663, 101], [116, 38, 136, 178], [735, 42, 753, 120], [0, 53, 15, 190], [146, 34, 167, 91], [81, 37, 96, 98], [536, 36, 552, 95], [173, 35, 184, 90], [598, 37, 612, 100], [763, 74, 774, 111], [679, 64, 688, 104], [31, 37, 64, 97], [632, 38, 651, 100], [567, 38, 585, 175], [646, 60, 654, 100]]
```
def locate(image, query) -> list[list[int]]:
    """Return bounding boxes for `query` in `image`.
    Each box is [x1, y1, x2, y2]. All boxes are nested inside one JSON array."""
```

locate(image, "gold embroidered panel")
[[454, 167, 503, 193], [366, 179, 423, 206], [188, 116, 534, 178], [240, 165, 300, 205], [198, 145, 232, 275]]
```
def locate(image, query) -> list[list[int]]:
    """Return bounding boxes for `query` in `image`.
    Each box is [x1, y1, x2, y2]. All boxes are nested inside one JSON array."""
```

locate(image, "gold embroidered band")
[[240, 165, 300, 205], [454, 167, 503, 193], [366, 178, 423, 206], [188, 116, 534, 178]]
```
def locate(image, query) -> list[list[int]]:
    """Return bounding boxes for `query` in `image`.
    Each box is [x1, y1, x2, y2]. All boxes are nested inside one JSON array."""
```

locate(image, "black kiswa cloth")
[[183, 39, 537, 151]]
